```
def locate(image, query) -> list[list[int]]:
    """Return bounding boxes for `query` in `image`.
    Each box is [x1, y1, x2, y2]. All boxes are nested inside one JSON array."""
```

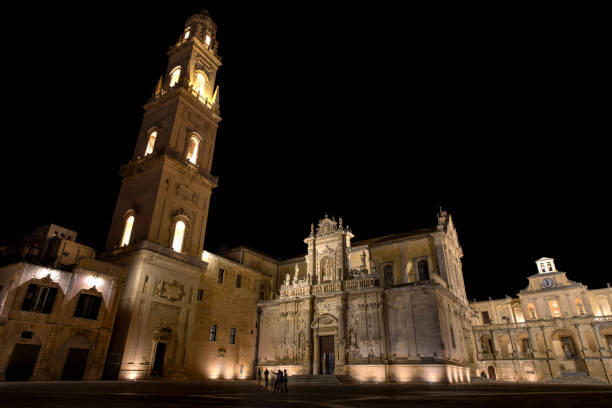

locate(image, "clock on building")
[[542, 278, 555, 288]]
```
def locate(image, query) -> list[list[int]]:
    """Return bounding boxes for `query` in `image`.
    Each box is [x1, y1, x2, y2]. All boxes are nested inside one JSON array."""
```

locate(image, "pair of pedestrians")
[[273, 369, 288, 394]]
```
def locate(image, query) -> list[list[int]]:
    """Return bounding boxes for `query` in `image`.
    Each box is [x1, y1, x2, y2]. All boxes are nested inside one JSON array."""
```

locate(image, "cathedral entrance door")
[[151, 343, 167, 378], [319, 335, 334, 375]]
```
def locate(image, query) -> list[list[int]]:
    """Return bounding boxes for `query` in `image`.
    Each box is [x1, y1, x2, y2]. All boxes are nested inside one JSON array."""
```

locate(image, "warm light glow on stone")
[[184, 30, 190, 40], [194, 72, 206, 97], [205, 34, 211, 47], [172, 221, 186, 252], [186, 136, 199, 165], [145, 131, 157, 155], [169, 66, 181, 87], [121, 215, 134, 246], [85, 274, 103, 288]]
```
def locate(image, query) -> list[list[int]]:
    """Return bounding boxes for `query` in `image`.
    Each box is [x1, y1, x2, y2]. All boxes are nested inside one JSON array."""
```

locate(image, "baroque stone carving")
[[155, 280, 185, 301]]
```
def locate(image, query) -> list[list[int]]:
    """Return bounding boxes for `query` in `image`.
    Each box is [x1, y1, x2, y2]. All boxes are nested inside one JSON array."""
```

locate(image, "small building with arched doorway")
[[0, 224, 126, 381]]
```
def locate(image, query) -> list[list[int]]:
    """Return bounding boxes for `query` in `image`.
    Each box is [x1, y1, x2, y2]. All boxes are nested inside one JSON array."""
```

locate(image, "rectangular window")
[[230, 328, 236, 344], [450, 327, 456, 348], [561, 336, 577, 358], [0, 285, 3, 295], [73, 294, 102, 320], [522, 338, 531, 352], [197, 289, 203, 301], [210, 324, 217, 342], [482, 311, 491, 324], [605, 335, 612, 352], [218, 269, 224, 284], [21, 284, 58, 314], [236, 274, 242, 288], [549, 300, 562, 317]]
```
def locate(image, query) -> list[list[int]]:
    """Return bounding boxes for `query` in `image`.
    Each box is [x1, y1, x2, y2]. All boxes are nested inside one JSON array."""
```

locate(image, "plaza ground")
[[0, 380, 611, 407]]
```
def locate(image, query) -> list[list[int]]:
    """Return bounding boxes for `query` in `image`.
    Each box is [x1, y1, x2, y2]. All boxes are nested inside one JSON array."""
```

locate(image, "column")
[[399, 247, 407, 283], [592, 324, 606, 352], [305, 301, 313, 373], [540, 326, 554, 379], [491, 330, 501, 357], [527, 327, 537, 354], [377, 300, 389, 363], [336, 303, 346, 373], [313, 328, 319, 375], [574, 324, 591, 378]]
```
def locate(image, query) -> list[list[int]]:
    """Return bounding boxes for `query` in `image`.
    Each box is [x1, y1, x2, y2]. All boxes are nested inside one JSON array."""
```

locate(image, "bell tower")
[[105, 10, 221, 258], [101, 11, 224, 381]]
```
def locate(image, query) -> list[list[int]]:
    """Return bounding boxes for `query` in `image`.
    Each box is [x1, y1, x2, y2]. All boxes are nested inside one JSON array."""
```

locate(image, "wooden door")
[[151, 343, 167, 378], [319, 335, 334, 374], [5, 344, 41, 381], [61, 348, 89, 380]]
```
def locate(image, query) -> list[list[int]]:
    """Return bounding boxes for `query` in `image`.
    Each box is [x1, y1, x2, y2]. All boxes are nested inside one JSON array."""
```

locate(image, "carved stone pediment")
[[311, 313, 338, 328]]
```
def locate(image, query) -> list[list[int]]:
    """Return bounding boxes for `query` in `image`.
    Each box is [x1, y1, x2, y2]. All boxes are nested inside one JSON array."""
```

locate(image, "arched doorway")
[[311, 313, 340, 376], [150, 326, 173, 378], [487, 365, 497, 380], [60, 336, 91, 380], [5, 331, 42, 381]]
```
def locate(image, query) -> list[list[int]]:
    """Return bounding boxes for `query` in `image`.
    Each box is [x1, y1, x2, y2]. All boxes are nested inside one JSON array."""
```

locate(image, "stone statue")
[[323, 257, 333, 281], [349, 328, 358, 348], [293, 264, 299, 284], [361, 251, 366, 267], [285, 273, 291, 286]]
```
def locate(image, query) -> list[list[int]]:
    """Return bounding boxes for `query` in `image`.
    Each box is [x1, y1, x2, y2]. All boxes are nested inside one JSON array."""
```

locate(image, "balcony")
[[473, 314, 612, 331], [480, 353, 495, 360]]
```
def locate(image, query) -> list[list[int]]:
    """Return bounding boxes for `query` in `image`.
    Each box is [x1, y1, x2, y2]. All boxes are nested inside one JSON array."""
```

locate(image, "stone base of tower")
[[100, 241, 207, 381]]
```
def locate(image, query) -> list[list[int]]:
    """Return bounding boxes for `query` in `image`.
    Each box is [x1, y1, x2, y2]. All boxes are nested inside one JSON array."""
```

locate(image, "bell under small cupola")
[[536, 257, 557, 274]]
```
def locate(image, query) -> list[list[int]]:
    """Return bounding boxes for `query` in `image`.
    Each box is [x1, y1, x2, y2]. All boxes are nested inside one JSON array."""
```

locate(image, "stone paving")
[[0, 380, 611, 407]]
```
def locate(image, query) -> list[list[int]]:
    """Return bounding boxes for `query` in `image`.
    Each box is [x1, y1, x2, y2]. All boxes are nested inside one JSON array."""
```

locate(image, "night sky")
[[2, 5, 608, 301]]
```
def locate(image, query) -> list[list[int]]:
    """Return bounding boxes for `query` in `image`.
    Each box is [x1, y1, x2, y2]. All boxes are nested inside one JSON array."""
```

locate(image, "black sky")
[[2, 4, 609, 301]]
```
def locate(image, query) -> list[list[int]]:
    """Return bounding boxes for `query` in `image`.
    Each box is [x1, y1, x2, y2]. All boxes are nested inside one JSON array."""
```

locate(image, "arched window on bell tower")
[[145, 130, 157, 156], [121, 215, 135, 247], [186, 135, 200, 165], [169, 66, 181, 88], [172, 220, 186, 252], [193, 71, 207, 97], [417, 260, 430, 281]]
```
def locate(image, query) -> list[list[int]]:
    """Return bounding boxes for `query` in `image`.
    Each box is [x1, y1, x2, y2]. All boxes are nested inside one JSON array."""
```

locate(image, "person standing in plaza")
[[283, 369, 289, 394], [257, 367, 262, 386], [264, 368, 269, 388], [274, 369, 283, 394]]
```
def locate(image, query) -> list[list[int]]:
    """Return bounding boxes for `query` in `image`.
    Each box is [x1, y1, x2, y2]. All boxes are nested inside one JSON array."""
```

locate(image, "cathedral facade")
[[254, 211, 474, 383]]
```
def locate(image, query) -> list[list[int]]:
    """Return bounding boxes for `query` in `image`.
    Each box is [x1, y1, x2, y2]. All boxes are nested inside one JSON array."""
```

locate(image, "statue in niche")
[[361, 251, 367, 267], [322, 257, 333, 281], [349, 328, 358, 348], [296, 331, 305, 360], [307, 269, 313, 284]]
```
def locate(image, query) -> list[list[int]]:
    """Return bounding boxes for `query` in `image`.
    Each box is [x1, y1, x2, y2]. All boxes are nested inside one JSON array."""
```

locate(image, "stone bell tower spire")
[[105, 10, 222, 259]]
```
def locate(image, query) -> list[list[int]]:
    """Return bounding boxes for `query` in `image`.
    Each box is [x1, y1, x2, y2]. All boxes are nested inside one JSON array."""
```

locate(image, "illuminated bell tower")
[[102, 11, 223, 381], [105, 10, 221, 258]]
